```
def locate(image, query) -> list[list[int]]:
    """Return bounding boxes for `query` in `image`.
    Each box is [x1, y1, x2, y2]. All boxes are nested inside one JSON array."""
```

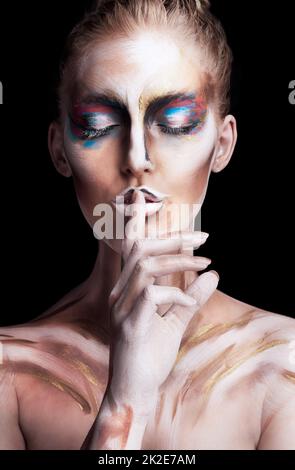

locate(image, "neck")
[[85, 241, 121, 327]]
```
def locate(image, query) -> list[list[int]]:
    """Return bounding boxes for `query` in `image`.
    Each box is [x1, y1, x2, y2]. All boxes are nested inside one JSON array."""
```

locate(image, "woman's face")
[[59, 28, 228, 250]]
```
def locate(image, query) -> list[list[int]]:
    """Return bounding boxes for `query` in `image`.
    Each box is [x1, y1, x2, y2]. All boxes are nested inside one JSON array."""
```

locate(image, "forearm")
[[81, 386, 155, 450]]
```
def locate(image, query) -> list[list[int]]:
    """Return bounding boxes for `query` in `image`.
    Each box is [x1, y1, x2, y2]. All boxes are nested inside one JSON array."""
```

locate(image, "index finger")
[[122, 190, 146, 262]]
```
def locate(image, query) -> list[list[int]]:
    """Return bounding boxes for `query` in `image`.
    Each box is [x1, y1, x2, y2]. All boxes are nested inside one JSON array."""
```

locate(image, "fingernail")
[[132, 189, 140, 203], [192, 257, 211, 266], [201, 259, 212, 267], [200, 232, 209, 241], [138, 190, 146, 204], [192, 232, 209, 243], [210, 270, 220, 281], [187, 296, 197, 305]]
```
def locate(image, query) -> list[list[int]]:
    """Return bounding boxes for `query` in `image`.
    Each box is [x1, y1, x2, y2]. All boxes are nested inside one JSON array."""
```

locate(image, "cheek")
[[148, 113, 217, 202], [64, 121, 123, 180], [63, 131, 122, 223]]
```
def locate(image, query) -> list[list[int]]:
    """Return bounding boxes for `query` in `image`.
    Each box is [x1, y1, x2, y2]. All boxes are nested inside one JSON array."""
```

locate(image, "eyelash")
[[157, 122, 200, 136], [73, 121, 199, 141], [79, 124, 119, 140]]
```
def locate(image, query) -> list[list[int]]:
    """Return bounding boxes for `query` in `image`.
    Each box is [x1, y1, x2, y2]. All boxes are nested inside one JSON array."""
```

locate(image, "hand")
[[107, 190, 219, 413]]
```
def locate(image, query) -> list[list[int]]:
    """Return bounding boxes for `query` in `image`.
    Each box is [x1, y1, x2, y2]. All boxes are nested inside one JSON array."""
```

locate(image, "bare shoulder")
[[174, 291, 295, 407], [0, 315, 109, 387], [0, 326, 29, 449], [247, 308, 295, 450], [0, 317, 111, 448], [162, 294, 295, 449], [0, 317, 109, 412], [180, 289, 295, 360]]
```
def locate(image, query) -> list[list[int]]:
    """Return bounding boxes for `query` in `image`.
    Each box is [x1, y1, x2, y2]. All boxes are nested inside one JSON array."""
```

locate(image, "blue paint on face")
[[83, 139, 101, 149], [155, 95, 207, 135], [164, 106, 191, 117]]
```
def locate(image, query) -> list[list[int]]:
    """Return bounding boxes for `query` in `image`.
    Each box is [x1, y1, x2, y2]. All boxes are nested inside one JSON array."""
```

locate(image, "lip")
[[111, 199, 164, 217], [111, 186, 169, 217], [112, 186, 170, 204]]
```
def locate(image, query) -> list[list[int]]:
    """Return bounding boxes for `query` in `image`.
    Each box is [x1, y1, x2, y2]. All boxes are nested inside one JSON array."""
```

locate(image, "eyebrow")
[[144, 92, 197, 124], [79, 91, 198, 121], [80, 92, 127, 110]]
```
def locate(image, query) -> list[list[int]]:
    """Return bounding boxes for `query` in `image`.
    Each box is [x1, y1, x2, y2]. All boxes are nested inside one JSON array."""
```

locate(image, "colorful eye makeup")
[[67, 92, 208, 149], [67, 104, 120, 148], [155, 95, 207, 136]]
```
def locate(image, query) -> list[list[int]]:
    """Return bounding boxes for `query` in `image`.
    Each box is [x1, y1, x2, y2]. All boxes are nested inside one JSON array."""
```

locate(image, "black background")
[[0, 0, 294, 326]]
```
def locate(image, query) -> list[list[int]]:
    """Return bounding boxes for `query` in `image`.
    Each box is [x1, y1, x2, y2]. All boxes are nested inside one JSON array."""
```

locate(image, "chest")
[[17, 363, 262, 450], [15, 325, 270, 450]]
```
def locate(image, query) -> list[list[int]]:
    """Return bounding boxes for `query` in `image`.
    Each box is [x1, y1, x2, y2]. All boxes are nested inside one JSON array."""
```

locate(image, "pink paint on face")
[[71, 104, 118, 126]]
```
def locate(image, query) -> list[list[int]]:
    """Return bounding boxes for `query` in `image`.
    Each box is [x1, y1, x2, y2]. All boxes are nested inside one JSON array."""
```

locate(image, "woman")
[[0, 0, 294, 450]]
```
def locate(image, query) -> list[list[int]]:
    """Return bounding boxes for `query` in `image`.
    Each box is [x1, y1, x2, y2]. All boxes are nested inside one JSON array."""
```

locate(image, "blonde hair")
[[59, 0, 233, 118]]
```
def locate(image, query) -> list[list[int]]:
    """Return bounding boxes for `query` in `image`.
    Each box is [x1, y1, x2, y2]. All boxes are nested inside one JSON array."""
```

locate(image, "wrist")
[[104, 382, 158, 421]]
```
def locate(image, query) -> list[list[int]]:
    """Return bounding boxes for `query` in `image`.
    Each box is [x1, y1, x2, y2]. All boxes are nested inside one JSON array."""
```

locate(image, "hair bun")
[[195, 0, 211, 12], [92, 1, 211, 13]]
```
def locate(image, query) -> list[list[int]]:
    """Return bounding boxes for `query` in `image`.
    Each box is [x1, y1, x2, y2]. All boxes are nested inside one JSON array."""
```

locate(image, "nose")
[[120, 122, 154, 177]]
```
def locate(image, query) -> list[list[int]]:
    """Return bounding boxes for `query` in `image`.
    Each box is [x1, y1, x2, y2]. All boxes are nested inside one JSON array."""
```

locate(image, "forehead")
[[75, 30, 205, 105]]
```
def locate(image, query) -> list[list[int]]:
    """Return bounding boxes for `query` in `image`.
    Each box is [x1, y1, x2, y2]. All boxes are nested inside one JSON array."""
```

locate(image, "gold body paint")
[[0, 337, 108, 414]]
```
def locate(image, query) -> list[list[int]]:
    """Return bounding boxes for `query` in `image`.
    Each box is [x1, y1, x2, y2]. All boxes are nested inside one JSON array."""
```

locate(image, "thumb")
[[163, 270, 219, 335]]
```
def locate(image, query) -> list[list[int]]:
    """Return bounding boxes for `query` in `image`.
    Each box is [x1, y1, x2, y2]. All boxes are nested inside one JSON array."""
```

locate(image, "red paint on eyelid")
[[163, 95, 207, 114], [72, 104, 114, 117]]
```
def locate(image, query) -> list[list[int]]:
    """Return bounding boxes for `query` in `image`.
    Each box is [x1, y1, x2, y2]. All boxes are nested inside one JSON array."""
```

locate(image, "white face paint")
[[62, 29, 219, 250]]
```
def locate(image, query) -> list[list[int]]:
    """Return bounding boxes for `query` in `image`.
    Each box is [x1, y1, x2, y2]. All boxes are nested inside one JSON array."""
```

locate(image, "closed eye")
[[79, 124, 119, 140], [157, 122, 200, 136], [69, 114, 120, 141]]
